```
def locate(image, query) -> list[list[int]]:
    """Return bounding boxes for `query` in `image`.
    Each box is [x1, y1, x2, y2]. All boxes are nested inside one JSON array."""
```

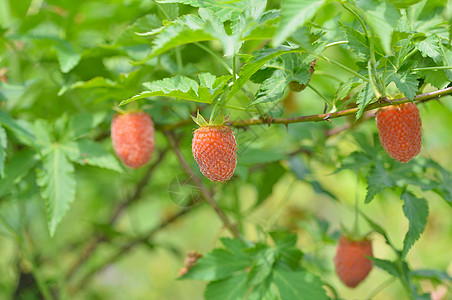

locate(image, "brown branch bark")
[[158, 87, 452, 131], [227, 87, 452, 127], [163, 131, 243, 241]]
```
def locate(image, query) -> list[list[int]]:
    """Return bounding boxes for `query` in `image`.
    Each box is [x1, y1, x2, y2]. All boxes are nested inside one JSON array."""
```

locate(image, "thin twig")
[[109, 148, 169, 224], [69, 207, 195, 295], [163, 131, 243, 241], [65, 148, 169, 282], [228, 87, 452, 127], [158, 87, 452, 131]]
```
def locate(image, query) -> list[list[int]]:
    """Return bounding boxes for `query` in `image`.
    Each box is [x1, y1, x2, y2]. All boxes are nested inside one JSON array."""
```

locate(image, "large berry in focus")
[[334, 236, 373, 288], [192, 126, 237, 182], [111, 112, 155, 168], [376, 102, 422, 163]]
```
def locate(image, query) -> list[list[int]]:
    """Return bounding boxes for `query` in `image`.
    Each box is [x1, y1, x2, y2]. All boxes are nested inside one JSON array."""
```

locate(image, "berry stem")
[[365, 278, 395, 299]]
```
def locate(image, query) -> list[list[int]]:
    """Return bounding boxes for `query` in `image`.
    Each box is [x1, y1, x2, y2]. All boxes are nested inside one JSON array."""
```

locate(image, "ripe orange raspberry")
[[192, 125, 237, 182], [376, 102, 422, 163], [334, 236, 373, 288], [111, 111, 155, 168]]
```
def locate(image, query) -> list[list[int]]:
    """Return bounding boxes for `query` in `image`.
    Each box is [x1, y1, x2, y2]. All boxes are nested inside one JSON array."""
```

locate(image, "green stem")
[[368, 60, 381, 99], [307, 83, 333, 106], [343, 2, 383, 95], [19, 238, 54, 300], [224, 104, 257, 112], [342, 2, 369, 36], [319, 55, 369, 82], [195, 42, 233, 74], [412, 66, 452, 71], [232, 54, 237, 83], [366, 278, 395, 299]]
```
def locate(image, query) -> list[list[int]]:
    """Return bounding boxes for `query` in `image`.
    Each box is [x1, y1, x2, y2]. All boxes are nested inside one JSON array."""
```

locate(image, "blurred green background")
[[1, 0, 451, 299]]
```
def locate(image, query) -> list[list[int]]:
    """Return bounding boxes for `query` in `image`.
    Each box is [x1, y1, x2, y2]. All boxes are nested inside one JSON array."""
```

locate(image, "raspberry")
[[376, 102, 422, 163], [334, 236, 373, 288], [111, 111, 155, 168], [192, 125, 237, 182]]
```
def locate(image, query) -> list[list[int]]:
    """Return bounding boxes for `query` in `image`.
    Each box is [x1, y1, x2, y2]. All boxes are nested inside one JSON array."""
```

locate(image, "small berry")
[[111, 111, 155, 168], [334, 235, 373, 288], [192, 125, 237, 182], [376, 102, 422, 163]]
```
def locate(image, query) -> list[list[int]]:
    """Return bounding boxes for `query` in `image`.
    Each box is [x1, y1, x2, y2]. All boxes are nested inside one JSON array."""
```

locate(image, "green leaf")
[[401, 191, 428, 258], [36, 146, 76, 236], [365, 163, 395, 203], [356, 83, 375, 120], [247, 277, 276, 300], [137, 14, 214, 61], [0, 125, 6, 178], [336, 151, 372, 173], [360, 212, 397, 250], [242, 11, 279, 41], [239, 147, 286, 165], [371, 257, 400, 277], [247, 246, 276, 285], [65, 113, 106, 141], [270, 232, 304, 268], [417, 68, 449, 89], [273, 266, 328, 300], [0, 150, 38, 198], [55, 42, 82, 73], [226, 46, 302, 101], [253, 53, 311, 104], [253, 69, 289, 104], [32, 119, 53, 148], [63, 139, 123, 172], [204, 272, 249, 300], [357, 0, 400, 55], [411, 269, 452, 282], [123, 73, 231, 105], [425, 161, 452, 205], [255, 163, 286, 207], [157, 0, 256, 23], [181, 242, 251, 281], [416, 36, 441, 63], [386, 69, 418, 100], [67, 76, 118, 91], [198, 8, 239, 57], [121, 76, 204, 105], [339, 23, 385, 60], [273, 0, 326, 46], [0, 110, 36, 147], [371, 257, 412, 289]]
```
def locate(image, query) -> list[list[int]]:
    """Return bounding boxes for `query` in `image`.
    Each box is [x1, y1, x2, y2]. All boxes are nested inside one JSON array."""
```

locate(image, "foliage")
[[0, 0, 452, 299]]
